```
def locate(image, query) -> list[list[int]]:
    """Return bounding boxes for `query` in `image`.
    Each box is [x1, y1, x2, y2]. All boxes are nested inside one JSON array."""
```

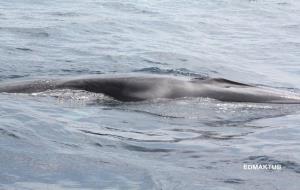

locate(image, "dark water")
[[0, 0, 300, 189]]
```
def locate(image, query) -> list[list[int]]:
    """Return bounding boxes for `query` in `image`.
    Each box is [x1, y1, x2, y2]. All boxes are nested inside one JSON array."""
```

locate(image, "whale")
[[0, 75, 300, 103]]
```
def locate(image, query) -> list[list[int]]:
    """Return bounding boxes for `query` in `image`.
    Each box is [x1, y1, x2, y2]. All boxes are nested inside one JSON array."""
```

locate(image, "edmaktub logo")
[[243, 164, 282, 170]]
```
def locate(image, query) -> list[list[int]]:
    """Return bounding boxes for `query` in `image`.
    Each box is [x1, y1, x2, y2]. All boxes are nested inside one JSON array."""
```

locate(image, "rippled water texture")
[[0, 0, 300, 190]]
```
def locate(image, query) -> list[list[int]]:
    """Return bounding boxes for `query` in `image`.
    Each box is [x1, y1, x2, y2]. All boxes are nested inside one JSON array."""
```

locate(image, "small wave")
[[171, 128, 247, 141], [15, 47, 33, 52], [0, 27, 50, 38], [143, 59, 168, 65], [0, 74, 30, 81], [222, 178, 245, 184], [103, 107, 184, 119], [277, 2, 290, 6], [92, 142, 103, 147], [58, 69, 103, 75], [46, 11, 83, 17], [79, 129, 178, 143], [0, 128, 20, 139], [51, 140, 80, 149], [122, 143, 174, 153], [100, 2, 157, 15]]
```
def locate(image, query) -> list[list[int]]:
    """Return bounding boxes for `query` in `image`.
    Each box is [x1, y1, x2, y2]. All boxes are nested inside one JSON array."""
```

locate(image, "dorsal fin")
[[208, 78, 252, 87]]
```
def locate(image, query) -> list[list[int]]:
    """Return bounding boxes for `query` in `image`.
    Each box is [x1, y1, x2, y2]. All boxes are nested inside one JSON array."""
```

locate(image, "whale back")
[[0, 76, 300, 104]]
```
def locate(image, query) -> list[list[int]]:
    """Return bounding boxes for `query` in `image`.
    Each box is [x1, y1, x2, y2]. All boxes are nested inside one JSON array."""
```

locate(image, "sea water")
[[0, 0, 300, 189]]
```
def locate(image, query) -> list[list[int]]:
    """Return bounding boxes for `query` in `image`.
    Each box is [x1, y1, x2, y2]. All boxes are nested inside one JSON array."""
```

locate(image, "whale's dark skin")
[[0, 75, 300, 103]]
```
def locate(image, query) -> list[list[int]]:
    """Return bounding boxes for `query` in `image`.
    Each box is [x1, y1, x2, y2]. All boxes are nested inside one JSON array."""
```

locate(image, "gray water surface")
[[0, 0, 300, 190]]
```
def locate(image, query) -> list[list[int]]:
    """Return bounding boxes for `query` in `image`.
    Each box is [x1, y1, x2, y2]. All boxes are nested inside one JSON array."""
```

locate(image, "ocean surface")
[[0, 0, 300, 189]]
